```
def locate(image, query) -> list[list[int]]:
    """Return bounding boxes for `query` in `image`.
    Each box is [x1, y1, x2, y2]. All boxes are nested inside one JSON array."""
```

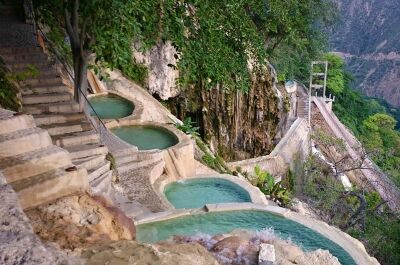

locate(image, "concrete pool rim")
[[134, 203, 379, 265], [87, 91, 143, 122], [158, 174, 269, 208], [106, 120, 190, 152]]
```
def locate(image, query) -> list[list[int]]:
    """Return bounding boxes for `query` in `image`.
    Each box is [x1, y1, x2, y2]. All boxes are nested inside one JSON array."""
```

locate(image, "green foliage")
[[105, 152, 116, 171], [175, 117, 200, 137], [0, 64, 19, 111], [0, 61, 38, 111], [302, 154, 400, 265], [195, 136, 232, 174], [267, 1, 337, 81], [323, 53, 345, 94], [324, 53, 400, 188], [252, 165, 292, 207], [35, 0, 336, 91], [35, 7, 72, 65], [361, 113, 400, 187]]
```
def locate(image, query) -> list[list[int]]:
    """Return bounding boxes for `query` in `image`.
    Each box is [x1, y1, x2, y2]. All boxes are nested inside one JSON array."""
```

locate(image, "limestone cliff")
[[134, 42, 288, 161]]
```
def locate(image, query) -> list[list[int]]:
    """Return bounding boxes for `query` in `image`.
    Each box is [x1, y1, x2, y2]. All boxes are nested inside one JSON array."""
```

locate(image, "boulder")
[[258, 243, 276, 265]]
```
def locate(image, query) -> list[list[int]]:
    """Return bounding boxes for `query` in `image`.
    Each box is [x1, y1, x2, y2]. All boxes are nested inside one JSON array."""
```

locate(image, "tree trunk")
[[72, 49, 88, 110], [341, 191, 367, 231]]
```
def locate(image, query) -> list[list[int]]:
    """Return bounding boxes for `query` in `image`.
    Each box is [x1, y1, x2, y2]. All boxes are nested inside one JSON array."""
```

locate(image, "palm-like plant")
[[253, 165, 292, 207]]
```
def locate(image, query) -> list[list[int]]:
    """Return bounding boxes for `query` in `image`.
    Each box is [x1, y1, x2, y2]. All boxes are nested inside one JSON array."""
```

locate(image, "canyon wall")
[[330, 0, 400, 107], [133, 42, 292, 161]]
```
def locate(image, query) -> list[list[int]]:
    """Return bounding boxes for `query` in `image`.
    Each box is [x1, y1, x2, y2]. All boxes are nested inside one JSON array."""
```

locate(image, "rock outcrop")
[[25, 194, 135, 254], [0, 171, 77, 265], [132, 41, 290, 161], [172, 230, 341, 265], [133, 41, 180, 100], [82, 240, 219, 265]]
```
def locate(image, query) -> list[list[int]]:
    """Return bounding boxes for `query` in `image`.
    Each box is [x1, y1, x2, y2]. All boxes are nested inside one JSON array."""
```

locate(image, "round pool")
[[165, 178, 251, 209], [89, 94, 134, 119], [111, 125, 179, 150], [137, 210, 356, 265]]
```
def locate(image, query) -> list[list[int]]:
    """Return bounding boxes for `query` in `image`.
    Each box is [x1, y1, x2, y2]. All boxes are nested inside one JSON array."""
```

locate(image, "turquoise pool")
[[111, 125, 179, 150], [137, 210, 356, 265], [89, 94, 134, 119], [165, 178, 251, 208]]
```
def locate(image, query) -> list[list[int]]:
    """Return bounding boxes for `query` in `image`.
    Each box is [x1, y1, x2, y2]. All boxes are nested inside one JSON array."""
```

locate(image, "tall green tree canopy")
[[34, 0, 337, 99]]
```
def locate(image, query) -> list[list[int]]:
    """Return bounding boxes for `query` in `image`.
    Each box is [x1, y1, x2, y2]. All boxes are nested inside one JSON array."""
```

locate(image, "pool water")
[[137, 210, 356, 265], [165, 178, 251, 208], [89, 94, 134, 119], [111, 125, 178, 150]]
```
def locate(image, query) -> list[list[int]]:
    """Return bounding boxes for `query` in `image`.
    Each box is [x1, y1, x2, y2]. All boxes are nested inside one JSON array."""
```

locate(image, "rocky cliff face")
[[330, 0, 400, 107], [25, 194, 135, 254], [135, 42, 288, 161]]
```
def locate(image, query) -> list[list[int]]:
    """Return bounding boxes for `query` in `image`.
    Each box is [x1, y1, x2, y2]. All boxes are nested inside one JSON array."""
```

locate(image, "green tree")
[[323, 53, 346, 94], [34, 0, 157, 108]]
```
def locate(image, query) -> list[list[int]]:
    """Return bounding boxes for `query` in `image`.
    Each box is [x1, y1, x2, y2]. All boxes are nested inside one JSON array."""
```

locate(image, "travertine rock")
[[0, 172, 77, 265], [25, 194, 135, 253], [259, 243, 276, 265], [133, 41, 181, 100], [82, 240, 220, 265]]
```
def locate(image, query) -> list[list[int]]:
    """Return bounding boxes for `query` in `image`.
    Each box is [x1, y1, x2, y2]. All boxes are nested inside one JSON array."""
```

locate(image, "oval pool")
[[165, 178, 252, 209], [89, 94, 134, 119], [111, 125, 179, 150], [137, 210, 356, 265]]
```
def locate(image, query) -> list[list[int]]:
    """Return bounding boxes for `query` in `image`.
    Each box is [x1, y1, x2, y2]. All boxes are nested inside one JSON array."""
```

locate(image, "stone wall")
[[228, 118, 310, 177]]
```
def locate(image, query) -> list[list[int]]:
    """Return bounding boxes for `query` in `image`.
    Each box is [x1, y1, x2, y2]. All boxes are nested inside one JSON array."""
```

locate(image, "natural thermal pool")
[[165, 178, 252, 208], [137, 210, 356, 265], [111, 125, 179, 150], [89, 94, 134, 119]]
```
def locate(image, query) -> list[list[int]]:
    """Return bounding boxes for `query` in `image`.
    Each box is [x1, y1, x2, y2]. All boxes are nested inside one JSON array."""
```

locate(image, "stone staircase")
[[0, 108, 88, 209], [110, 148, 168, 214], [0, 47, 113, 195], [296, 85, 309, 120]]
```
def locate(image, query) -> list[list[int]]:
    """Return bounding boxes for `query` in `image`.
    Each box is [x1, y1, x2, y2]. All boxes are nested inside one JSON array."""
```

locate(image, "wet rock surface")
[[172, 230, 341, 265], [82, 240, 219, 265]]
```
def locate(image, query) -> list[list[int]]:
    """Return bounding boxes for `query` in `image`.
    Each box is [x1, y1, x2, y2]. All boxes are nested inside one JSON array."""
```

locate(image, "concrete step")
[[23, 101, 81, 114], [117, 156, 163, 174], [33, 113, 86, 126], [0, 46, 42, 55], [0, 145, 71, 182], [9, 166, 88, 209], [88, 161, 110, 182], [0, 108, 14, 120], [21, 84, 69, 96], [40, 120, 92, 136], [10, 61, 51, 71], [23, 76, 62, 87], [73, 154, 106, 171], [22, 92, 72, 105], [114, 153, 140, 166], [1, 52, 47, 63], [0, 127, 52, 157], [24, 68, 59, 79], [4, 56, 49, 67], [90, 170, 112, 194], [65, 143, 108, 160], [0, 113, 35, 135], [53, 130, 100, 147], [110, 192, 151, 219]]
